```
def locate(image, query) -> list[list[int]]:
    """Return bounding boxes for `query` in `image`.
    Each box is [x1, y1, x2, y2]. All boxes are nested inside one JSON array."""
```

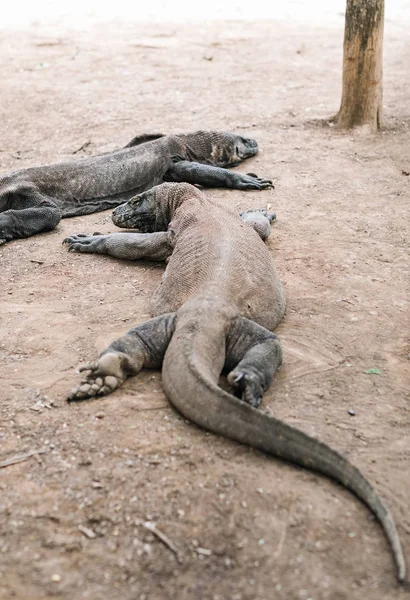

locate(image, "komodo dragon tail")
[[162, 318, 407, 583]]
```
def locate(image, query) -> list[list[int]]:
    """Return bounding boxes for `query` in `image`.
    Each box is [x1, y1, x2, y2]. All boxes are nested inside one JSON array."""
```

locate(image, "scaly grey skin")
[[63, 183, 406, 584], [0, 130, 272, 244]]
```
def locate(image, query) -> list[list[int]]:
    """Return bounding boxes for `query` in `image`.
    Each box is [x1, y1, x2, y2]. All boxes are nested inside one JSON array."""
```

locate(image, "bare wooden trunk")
[[336, 0, 384, 131]]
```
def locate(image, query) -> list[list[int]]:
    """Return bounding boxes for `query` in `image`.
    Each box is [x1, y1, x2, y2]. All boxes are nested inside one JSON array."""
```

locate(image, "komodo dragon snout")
[[112, 189, 159, 232], [185, 131, 259, 167], [220, 133, 258, 165]]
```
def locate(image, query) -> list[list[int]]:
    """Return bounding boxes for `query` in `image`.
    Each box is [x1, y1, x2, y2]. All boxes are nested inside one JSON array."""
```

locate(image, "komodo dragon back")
[[123, 133, 165, 147], [64, 182, 407, 583]]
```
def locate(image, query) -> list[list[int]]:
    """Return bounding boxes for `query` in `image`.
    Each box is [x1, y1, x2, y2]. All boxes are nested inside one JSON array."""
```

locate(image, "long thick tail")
[[162, 322, 407, 583]]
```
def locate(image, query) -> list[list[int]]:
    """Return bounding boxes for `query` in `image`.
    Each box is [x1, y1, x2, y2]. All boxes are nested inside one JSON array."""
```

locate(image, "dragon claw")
[[228, 370, 264, 408], [78, 362, 98, 373], [67, 353, 128, 402], [63, 234, 102, 253], [67, 374, 122, 402], [236, 173, 274, 191]]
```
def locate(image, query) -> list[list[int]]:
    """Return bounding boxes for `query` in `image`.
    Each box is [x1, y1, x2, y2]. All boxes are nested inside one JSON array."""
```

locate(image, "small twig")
[[78, 524, 97, 539], [129, 43, 162, 49], [72, 141, 91, 154], [135, 518, 180, 559], [338, 297, 355, 305], [274, 512, 288, 558], [35, 514, 60, 523], [288, 360, 344, 381], [133, 404, 168, 411], [0, 448, 46, 469]]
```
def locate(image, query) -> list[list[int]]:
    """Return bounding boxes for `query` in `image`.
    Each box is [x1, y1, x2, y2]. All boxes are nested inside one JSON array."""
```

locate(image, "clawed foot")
[[67, 352, 126, 402], [63, 233, 104, 253], [239, 208, 276, 241], [237, 173, 274, 190], [227, 370, 263, 408], [68, 370, 122, 402], [240, 208, 276, 223]]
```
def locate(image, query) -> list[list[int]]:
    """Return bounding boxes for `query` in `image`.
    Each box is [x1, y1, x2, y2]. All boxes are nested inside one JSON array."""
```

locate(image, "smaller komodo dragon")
[[63, 182, 406, 583], [0, 130, 272, 244]]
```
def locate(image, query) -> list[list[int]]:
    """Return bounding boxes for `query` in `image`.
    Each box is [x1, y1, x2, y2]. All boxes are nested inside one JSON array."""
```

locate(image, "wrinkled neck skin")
[[154, 183, 204, 231]]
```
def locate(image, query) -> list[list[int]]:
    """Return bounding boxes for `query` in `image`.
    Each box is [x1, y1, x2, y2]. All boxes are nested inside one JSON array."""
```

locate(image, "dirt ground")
[[0, 16, 409, 600]]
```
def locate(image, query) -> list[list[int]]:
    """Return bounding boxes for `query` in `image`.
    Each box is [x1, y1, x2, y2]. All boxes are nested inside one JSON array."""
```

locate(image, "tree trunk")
[[335, 0, 384, 131]]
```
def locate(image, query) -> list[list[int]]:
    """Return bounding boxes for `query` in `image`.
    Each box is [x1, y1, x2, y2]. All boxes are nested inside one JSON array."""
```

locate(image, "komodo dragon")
[[63, 182, 406, 583], [0, 130, 272, 244]]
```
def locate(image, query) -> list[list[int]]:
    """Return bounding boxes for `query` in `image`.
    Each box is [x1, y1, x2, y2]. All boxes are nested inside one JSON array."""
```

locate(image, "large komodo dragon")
[[0, 130, 272, 244], [63, 182, 406, 583]]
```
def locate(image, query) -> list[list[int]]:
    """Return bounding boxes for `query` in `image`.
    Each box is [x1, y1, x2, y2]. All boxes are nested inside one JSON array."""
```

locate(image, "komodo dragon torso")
[[63, 182, 406, 583], [0, 130, 272, 244]]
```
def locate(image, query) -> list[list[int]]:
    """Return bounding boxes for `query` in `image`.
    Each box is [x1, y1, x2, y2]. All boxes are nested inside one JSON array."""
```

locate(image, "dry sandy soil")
[[0, 16, 409, 600]]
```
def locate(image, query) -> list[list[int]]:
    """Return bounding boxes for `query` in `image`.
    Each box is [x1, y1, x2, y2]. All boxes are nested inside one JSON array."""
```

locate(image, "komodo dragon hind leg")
[[67, 313, 176, 402], [0, 189, 61, 244], [164, 160, 274, 190], [225, 317, 282, 408]]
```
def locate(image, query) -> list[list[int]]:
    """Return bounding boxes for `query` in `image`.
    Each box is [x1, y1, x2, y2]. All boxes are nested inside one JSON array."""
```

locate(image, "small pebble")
[[348, 409, 356, 416], [50, 574, 61, 582], [196, 547, 212, 556], [91, 480, 103, 489], [78, 524, 97, 539]]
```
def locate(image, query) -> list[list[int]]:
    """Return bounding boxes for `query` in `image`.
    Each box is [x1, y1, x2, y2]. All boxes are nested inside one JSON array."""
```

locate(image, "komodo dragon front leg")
[[164, 157, 273, 190], [63, 231, 172, 260], [240, 209, 276, 241]]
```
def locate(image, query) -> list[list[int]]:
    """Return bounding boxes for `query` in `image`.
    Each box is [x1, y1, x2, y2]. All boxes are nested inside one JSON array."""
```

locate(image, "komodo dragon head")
[[112, 182, 197, 232], [177, 131, 258, 167]]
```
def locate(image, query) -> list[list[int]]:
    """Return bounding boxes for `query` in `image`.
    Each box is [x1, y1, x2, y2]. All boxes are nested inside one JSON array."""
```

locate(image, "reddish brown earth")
[[0, 18, 409, 600]]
